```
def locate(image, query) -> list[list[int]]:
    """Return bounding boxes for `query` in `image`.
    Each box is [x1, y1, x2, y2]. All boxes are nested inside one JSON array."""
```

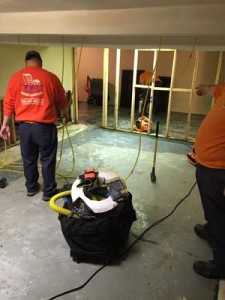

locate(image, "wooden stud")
[[102, 48, 109, 128], [71, 47, 78, 124], [130, 49, 139, 131], [185, 51, 199, 140], [165, 50, 177, 137], [114, 49, 121, 130]]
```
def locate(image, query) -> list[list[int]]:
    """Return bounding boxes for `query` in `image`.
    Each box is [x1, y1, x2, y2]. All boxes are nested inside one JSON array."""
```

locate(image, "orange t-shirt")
[[195, 83, 225, 168], [139, 71, 162, 85], [3, 66, 67, 124]]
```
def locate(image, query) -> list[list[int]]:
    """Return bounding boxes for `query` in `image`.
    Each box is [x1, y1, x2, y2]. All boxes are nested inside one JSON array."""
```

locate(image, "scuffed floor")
[[0, 123, 219, 300]]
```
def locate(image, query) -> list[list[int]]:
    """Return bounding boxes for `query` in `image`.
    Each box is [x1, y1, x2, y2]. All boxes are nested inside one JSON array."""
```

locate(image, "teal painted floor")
[[78, 101, 204, 141]]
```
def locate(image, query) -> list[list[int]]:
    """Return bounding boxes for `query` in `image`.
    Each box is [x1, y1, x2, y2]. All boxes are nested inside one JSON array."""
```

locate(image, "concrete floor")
[[0, 121, 222, 300]]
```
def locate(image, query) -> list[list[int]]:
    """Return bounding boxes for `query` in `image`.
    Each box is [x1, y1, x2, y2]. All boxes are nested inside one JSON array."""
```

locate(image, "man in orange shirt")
[[193, 83, 225, 279], [0, 51, 69, 201], [139, 71, 162, 85], [139, 71, 162, 114]]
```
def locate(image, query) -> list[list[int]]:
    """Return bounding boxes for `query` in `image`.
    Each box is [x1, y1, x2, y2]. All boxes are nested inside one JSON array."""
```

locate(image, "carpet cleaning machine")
[[49, 79, 160, 263], [49, 168, 136, 263]]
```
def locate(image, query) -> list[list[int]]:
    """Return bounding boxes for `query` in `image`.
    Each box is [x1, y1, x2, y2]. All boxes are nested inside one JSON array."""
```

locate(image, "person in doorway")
[[139, 70, 162, 86], [138, 71, 162, 115], [193, 83, 225, 279], [0, 50, 69, 201]]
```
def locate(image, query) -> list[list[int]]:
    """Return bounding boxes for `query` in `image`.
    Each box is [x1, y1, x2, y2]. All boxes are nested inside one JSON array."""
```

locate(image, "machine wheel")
[[87, 97, 96, 105], [73, 256, 80, 263]]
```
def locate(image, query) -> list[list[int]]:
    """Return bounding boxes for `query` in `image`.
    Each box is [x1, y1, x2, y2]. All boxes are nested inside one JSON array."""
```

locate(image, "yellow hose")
[[49, 190, 80, 219]]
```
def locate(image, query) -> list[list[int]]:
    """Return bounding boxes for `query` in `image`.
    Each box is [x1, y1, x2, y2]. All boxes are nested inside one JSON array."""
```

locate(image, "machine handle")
[[155, 120, 160, 139]]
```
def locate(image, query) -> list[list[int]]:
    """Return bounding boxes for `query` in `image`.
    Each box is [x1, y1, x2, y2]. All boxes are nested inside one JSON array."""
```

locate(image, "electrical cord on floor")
[[48, 181, 197, 300]]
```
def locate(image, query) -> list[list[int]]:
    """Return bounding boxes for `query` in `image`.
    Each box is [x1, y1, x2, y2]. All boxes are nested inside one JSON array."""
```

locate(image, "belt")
[[19, 122, 54, 125]]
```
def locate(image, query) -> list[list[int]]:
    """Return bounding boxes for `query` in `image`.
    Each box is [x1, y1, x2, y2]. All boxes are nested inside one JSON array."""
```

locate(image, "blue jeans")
[[18, 123, 58, 196], [196, 164, 225, 265]]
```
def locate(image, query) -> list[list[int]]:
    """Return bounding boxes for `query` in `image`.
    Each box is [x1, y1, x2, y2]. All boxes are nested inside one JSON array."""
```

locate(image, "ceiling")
[[0, 0, 225, 50], [1, 0, 224, 13]]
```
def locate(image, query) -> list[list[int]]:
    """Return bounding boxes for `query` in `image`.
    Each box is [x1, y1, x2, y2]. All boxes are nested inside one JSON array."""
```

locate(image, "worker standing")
[[139, 71, 162, 86], [139, 71, 162, 114], [193, 83, 225, 279], [0, 50, 69, 201]]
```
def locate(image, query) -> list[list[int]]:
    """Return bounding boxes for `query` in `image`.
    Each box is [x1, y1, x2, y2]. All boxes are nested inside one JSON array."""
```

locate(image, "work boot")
[[194, 224, 208, 240], [27, 183, 40, 196], [42, 189, 60, 202], [194, 224, 214, 248], [193, 260, 225, 279]]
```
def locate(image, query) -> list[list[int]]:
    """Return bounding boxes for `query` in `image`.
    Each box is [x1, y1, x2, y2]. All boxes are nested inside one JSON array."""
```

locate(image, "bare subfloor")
[[0, 123, 222, 300]]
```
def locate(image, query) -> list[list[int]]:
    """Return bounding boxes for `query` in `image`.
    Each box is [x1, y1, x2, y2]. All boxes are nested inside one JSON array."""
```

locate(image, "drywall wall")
[[0, 45, 73, 97], [0, 44, 223, 117], [76, 47, 222, 115]]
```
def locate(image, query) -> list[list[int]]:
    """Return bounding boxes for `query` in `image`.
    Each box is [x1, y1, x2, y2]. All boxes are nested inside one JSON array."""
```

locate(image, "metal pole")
[[151, 120, 160, 183]]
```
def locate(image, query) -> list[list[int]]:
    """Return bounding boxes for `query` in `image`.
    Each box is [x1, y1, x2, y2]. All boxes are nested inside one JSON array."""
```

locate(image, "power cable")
[[124, 130, 193, 182], [126, 38, 163, 181], [61, 36, 65, 85], [124, 131, 142, 181], [0, 140, 24, 174], [56, 123, 76, 178], [48, 181, 197, 300], [55, 36, 84, 179], [0, 34, 85, 181], [131, 36, 197, 181], [140, 36, 163, 117], [175, 36, 198, 85]]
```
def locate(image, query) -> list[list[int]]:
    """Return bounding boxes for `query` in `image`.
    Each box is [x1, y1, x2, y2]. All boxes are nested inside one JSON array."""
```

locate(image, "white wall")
[[0, 44, 73, 97], [76, 47, 103, 101]]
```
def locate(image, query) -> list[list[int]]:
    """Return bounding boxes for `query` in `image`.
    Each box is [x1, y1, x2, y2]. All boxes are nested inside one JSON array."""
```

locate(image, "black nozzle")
[[135, 120, 142, 129], [0, 178, 7, 188]]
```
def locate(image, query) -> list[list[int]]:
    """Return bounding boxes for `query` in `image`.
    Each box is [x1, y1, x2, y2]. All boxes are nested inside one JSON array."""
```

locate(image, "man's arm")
[[195, 84, 214, 96], [60, 106, 69, 124], [0, 115, 11, 140]]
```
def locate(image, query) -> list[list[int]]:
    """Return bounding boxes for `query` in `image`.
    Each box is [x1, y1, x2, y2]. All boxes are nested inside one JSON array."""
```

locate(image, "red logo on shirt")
[[21, 73, 44, 105]]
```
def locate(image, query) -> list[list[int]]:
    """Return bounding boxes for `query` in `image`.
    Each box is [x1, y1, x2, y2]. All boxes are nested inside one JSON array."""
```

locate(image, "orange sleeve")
[[139, 72, 144, 84], [139, 71, 161, 85], [139, 72, 152, 85], [214, 82, 225, 99]]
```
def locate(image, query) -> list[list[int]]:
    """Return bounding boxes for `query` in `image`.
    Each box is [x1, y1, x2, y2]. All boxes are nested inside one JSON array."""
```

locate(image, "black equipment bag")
[[58, 192, 136, 263]]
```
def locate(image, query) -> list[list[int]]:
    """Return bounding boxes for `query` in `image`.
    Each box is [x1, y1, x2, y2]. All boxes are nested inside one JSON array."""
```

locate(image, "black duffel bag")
[[58, 192, 136, 264]]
